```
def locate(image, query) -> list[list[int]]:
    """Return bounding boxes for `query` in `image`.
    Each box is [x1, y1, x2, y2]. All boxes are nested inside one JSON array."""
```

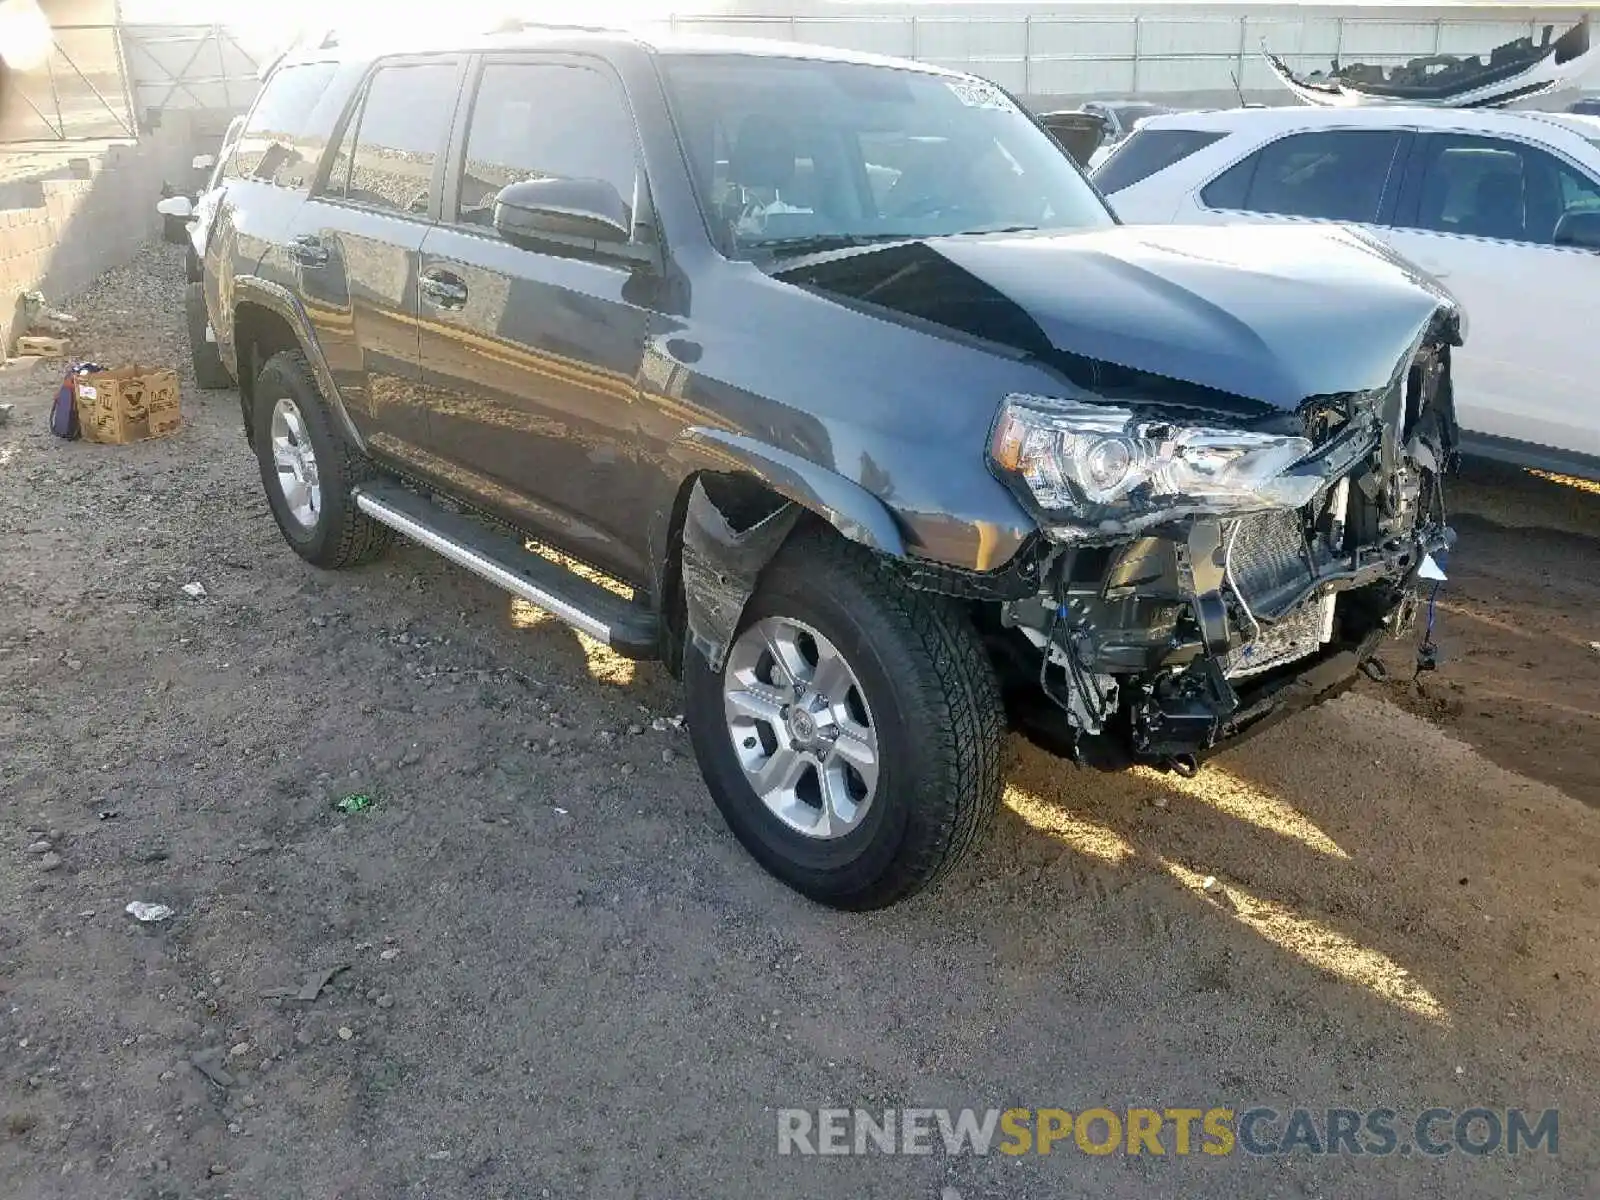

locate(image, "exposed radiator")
[[1226, 508, 1312, 611]]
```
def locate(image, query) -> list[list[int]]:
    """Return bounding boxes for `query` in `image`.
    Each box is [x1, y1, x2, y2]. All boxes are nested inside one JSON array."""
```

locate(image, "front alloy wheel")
[[684, 530, 1005, 910], [723, 616, 880, 840]]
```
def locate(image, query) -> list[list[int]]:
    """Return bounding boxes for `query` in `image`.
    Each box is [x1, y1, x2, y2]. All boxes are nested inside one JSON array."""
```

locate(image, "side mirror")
[[156, 195, 194, 218], [493, 177, 631, 247], [1554, 210, 1600, 251]]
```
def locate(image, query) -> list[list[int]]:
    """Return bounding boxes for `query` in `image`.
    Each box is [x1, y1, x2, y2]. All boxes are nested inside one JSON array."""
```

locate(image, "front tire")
[[253, 350, 391, 569], [685, 530, 1004, 910]]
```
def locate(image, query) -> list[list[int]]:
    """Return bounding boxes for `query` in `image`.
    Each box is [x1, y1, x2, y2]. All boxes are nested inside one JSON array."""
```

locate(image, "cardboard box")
[[75, 366, 181, 444]]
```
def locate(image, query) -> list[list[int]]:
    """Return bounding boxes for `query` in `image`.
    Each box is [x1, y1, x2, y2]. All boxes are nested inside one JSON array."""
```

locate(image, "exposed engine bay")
[[991, 339, 1457, 768], [759, 224, 1465, 768]]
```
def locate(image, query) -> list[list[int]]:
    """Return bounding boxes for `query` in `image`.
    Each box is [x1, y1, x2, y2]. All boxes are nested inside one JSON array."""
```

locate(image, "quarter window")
[[1094, 129, 1226, 195], [1201, 129, 1403, 223], [327, 61, 459, 216], [454, 62, 640, 231], [226, 62, 338, 189]]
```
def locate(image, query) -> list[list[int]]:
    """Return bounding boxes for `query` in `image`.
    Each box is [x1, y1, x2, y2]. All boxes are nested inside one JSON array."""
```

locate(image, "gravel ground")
[[2, 243, 1598, 1200]]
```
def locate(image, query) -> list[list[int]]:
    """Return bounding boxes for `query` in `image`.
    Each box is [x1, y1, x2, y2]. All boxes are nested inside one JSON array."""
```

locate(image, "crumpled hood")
[[774, 223, 1459, 411]]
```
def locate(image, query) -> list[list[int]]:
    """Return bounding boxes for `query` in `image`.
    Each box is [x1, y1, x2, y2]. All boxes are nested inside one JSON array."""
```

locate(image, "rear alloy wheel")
[[269, 397, 322, 532], [685, 530, 1004, 910], [253, 350, 391, 569]]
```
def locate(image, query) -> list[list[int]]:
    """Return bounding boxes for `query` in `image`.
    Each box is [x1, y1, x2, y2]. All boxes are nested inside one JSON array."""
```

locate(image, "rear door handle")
[[289, 234, 329, 267], [420, 271, 468, 310]]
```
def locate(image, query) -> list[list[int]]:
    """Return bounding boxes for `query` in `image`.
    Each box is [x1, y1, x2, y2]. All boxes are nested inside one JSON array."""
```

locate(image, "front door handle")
[[420, 271, 468, 310], [289, 234, 329, 268]]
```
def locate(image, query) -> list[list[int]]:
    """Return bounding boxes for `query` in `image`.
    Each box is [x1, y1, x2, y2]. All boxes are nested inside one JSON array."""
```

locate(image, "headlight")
[[989, 393, 1321, 538]]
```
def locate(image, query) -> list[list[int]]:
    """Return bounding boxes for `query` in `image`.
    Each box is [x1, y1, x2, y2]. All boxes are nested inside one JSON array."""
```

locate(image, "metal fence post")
[[1023, 14, 1032, 99], [113, 0, 140, 135], [217, 25, 231, 110], [1131, 16, 1142, 94], [1236, 15, 1247, 91]]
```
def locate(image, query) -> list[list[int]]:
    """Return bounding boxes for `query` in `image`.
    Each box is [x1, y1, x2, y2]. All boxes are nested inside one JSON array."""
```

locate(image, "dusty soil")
[[1, 243, 1598, 1200], [1381, 460, 1600, 808]]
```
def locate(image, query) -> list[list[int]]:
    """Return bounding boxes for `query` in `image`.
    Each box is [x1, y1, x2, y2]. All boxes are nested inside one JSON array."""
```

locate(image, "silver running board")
[[353, 483, 646, 649]]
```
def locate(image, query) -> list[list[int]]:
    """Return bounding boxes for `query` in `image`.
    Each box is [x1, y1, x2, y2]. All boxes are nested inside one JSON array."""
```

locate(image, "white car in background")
[[1096, 105, 1600, 479], [156, 113, 245, 390]]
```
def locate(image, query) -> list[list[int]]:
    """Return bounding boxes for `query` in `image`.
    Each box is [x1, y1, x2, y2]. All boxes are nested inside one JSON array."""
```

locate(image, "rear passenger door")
[[1192, 128, 1411, 231], [1382, 132, 1600, 461], [291, 55, 466, 466], [415, 54, 656, 584]]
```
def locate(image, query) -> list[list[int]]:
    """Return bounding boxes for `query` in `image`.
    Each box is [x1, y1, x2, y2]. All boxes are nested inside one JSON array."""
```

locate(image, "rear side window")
[[226, 62, 338, 189], [1094, 129, 1225, 195], [454, 61, 640, 230], [1201, 129, 1404, 223], [326, 61, 460, 216]]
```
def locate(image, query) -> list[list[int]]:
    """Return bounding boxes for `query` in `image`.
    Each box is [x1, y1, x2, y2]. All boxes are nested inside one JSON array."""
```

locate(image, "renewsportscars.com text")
[[777, 1106, 1558, 1158]]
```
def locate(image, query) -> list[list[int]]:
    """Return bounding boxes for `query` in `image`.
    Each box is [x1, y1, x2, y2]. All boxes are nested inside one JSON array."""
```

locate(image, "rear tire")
[[185, 282, 232, 390], [254, 349, 392, 569], [684, 529, 1004, 909]]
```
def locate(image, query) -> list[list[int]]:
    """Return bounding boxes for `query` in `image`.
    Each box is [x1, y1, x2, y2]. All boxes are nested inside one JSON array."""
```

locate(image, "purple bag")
[[49, 362, 103, 440]]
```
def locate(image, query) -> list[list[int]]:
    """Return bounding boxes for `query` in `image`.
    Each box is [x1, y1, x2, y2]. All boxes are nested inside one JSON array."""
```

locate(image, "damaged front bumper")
[[993, 344, 1458, 768]]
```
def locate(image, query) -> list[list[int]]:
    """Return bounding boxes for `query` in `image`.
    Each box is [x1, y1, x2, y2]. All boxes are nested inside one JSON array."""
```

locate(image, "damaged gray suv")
[[206, 26, 1459, 908]]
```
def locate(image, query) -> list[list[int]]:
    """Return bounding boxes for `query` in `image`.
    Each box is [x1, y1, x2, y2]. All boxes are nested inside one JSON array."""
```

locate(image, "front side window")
[[1201, 129, 1403, 223], [454, 62, 640, 230], [1403, 133, 1600, 244], [226, 62, 338, 188], [660, 55, 1114, 258], [327, 61, 459, 216]]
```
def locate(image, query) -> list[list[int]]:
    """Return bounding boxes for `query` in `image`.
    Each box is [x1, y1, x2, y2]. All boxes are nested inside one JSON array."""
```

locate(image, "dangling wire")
[[1414, 557, 1445, 677]]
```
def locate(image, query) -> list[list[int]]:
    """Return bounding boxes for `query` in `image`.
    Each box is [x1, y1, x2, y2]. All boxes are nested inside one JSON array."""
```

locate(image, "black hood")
[[773, 223, 1459, 412]]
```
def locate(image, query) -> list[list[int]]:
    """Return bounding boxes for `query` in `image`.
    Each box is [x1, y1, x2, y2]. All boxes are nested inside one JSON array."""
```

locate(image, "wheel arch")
[[652, 429, 910, 675], [230, 276, 361, 451]]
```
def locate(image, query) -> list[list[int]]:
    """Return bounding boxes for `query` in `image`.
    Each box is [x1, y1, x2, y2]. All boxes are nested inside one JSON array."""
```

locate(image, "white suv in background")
[[1097, 105, 1600, 479]]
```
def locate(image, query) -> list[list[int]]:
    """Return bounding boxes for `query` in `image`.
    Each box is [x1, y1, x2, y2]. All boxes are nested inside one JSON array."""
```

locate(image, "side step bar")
[[352, 480, 660, 659]]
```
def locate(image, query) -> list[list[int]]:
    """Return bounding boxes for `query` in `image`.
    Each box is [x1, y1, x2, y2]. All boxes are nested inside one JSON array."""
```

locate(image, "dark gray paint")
[[208, 29, 1461, 598]]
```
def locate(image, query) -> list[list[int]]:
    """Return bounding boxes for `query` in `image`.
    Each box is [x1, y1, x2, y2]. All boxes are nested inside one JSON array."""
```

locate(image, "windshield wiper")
[[747, 233, 912, 258], [955, 224, 1039, 236]]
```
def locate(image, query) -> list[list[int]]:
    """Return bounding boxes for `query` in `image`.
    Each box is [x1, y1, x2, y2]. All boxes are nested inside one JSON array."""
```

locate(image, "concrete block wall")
[[1, 110, 200, 354]]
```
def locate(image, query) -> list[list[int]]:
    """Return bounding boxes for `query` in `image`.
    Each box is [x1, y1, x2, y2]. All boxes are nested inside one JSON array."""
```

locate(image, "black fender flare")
[[664, 427, 907, 558], [230, 275, 365, 450], [655, 428, 909, 670]]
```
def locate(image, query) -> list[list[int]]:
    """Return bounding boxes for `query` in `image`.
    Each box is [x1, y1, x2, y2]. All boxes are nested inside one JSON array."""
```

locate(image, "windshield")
[[661, 54, 1114, 258]]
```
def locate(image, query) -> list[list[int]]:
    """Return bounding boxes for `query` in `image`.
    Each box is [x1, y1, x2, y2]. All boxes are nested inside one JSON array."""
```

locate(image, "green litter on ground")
[[334, 792, 375, 814]]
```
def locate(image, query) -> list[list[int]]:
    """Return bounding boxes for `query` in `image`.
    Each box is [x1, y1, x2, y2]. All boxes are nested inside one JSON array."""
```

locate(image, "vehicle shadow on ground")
[[980, 709, 1600, 1054]]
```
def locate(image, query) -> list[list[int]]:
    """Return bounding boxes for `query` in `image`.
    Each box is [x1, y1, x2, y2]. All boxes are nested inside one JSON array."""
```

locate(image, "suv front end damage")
[[985, 324, 1458, 768]]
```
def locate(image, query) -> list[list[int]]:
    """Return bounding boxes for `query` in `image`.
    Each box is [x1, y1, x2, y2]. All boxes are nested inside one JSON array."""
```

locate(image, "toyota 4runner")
[[202, 24, 1460, 909]]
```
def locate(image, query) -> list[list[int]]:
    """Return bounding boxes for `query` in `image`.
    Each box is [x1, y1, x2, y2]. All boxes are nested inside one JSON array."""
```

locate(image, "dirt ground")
[[2, 243, 1598, 1200]]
